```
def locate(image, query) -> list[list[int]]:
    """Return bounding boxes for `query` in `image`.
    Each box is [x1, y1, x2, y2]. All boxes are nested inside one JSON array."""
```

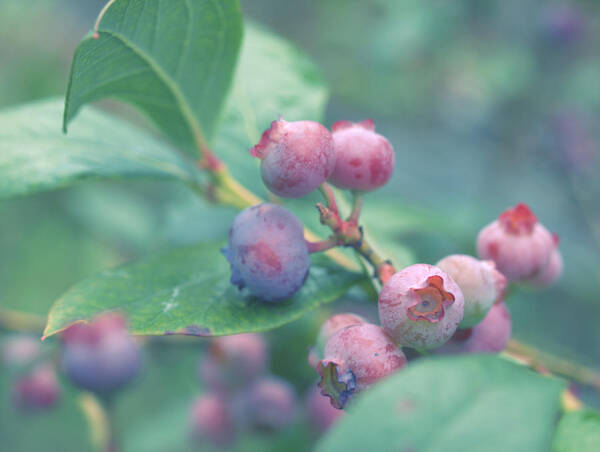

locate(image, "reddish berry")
[[328, 120, 395, 191], [242, 377, 296, 432], [189, 392, 234, 447], [306, 386, 344, 434], [309, 313, 366, 368], [250, 119, 336, 198], [198, 333, 268, 392], [531, 249, 563, 287], [378, 264, 465, 349], [436, 254, 506, 328], [13, 363, 60, 413], [2, 335, 41, 368], [477, 203, 558, 283], [223, 203, 310, 302], [61, 312, 141, 396], [439, 301, 512, 354], [317, 323, 406, 409]]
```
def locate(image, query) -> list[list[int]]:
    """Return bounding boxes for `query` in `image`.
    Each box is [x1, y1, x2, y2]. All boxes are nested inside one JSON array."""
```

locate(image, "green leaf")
[[552, 409, 600, 452], [317, 355, 565, 452], [43, 242, 366, 338], [63, 0, 243, 155], [214, 22, 328, 191], [0, 99, 199, 199]]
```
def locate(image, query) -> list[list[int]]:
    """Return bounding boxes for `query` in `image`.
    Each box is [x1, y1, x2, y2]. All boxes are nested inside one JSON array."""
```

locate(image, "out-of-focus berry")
[[13, 362, 60, 412], [198, 333, 268, 392], [2, 335, 41, 368], [531, 248, 563, 287], [317, 323, 406, 409], [328, 120, 395, 191], [250, 119, 336, 198], [477, 203, 559, 284], [223, 203, 310, 302], [439, 301, 512, 354], [436, 254, 506, 328], [540, 4, 584, 45], [306, 386, 345, 434], [308, 313, 366, 368], [242, 376, 296, 432], [189, 392, 234, 447], [378, 264, 465, 349], [61, 312, 141, 396]]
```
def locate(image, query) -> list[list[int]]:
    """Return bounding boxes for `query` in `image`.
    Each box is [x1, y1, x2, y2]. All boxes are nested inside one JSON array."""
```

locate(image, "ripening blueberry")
[[477, 203, 560, 284], [328, 120, 395, 191], [317, 323, 406, 409], [60, 312, 142, 396], [241, 376, 297, 432], [378, 264, 465, 350], [436, 254, 506, 328], [13, 363, 60, 413], [189, 392, 234, 447], [250, 119, 336, 198], [531, 248, 563, 287], [223, 203, 310, 302], [308, 313, 366, 368], [2, 335, 41, 368], [439, 301, 512, 354], [306, 386, 345, 434], [198, 333, 268, 392]]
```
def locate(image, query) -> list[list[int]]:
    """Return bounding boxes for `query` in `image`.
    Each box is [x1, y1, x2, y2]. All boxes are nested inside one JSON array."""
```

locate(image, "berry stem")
[[78, 392, 118, 452], [306, 237, 339, 253], [319, 182, 339, 215], [348, 191, 363, 224]]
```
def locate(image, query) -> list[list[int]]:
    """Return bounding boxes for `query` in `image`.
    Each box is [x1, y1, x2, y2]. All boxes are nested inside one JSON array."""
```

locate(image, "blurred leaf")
[[214, 22, 328, 191], [0, 99, 198, 199], [63, 0, 243, 155], [317, 355, 565, 452], [552, 409, 600, 452], [44, 242, 366, 338]]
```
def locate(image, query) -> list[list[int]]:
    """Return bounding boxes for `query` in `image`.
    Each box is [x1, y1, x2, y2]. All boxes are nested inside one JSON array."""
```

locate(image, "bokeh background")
[[1, 0, 599, 450]]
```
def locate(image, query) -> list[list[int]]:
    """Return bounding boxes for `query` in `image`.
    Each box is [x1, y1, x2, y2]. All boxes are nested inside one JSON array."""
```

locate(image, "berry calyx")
[[498, 203, 538, 235]]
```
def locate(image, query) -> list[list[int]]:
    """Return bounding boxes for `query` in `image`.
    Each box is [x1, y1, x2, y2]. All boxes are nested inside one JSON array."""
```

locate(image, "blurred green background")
[[1, 0, 599, 450]]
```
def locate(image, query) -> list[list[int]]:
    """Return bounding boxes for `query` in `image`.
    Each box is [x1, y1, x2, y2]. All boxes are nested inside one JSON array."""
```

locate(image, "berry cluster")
[[222, 117, 562, 410], [190, 333, 297, 446]]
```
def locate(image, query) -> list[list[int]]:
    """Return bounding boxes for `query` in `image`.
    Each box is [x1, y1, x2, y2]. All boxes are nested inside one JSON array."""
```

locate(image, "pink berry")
[[440, 301, 512, 354], [189, 392, 234, 447], [198, 333, 268, 392], [328, 120, 395, 191], [2, 335, 41, 368], [531, 248, 563, 287], [250, 119, 336, 198], [61, 312, 141, 396], [13, 362, 60, 413], [306, 386, 344, 434], [477, 203, 558, 282], [317, 323, 406, 409], [378, 264, 465, 349], [309, 313, 366, 368], [242, 377, 296, 432], [436, 254, 506, 328]]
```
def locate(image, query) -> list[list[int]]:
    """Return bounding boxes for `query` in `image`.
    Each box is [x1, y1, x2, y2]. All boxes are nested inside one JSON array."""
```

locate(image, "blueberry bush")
[[1, 1, 600, 451]]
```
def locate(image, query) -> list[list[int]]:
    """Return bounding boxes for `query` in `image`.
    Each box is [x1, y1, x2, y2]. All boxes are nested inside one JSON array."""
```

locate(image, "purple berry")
[[189, 392, 234, 447], [436, 254, 506, 328], [306, 386, 345, 434], [477, 203, 559, 284], [250, 119, 336, 198], [13, 363, 60, 413], [242, 376, 296, 432], [440, 301, 512, 354], [328, 120, 395, 191], [2, 335, 41, 368], [378, 264, 465, 349], [198, 333, 268, 392], [60, 312, 141, 396], [309, 313, 366, 369], [223, 203, 310, 302], [317, 323, 406, 409]]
